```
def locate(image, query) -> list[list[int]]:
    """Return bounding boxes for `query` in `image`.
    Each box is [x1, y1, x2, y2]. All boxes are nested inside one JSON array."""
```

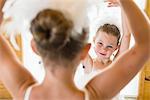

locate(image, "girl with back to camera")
[[0, 0, 150, 100]]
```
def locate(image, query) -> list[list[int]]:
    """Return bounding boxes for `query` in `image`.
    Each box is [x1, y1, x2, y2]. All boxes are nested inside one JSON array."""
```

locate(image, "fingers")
[[0, 0, 6, 24], [0, 0, 6, 9], [0, 12, 3, 24], [104, 0, 119, 7], [107, 2, 119, 7]]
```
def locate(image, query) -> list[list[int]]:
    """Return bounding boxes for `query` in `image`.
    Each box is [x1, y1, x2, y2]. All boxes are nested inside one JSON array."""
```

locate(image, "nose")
[[101, 46, 107, 52]]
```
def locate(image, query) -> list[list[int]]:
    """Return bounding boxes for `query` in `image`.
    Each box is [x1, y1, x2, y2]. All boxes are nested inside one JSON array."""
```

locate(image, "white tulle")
[[1, 0, 93, 50], [3, 0, 91, 33], [1, 0, 122, 50]]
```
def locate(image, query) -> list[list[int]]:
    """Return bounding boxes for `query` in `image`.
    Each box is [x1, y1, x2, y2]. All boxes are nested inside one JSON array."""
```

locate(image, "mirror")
[[0, 0, 149, 100]]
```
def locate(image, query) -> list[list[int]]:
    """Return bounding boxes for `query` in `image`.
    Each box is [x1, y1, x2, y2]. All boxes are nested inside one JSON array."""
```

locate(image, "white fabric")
[[83, 88, 90, 100], [75, 65, 102, 90], [24, 85, 33, 100], [3, 0, 90, 34], [74, 65, 120, 100], [1, 0, 90, 50]]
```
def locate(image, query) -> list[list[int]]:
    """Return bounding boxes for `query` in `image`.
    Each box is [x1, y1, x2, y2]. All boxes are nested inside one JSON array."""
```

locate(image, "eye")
[[107, 45, 113, 49], [98, 42, 103, 45]]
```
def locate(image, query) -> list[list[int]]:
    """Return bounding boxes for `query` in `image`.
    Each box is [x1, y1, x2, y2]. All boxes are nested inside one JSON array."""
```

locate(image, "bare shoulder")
[[85, 45, 149, 99]]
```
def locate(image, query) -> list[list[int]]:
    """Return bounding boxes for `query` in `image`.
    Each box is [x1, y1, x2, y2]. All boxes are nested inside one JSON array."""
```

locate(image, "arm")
[[115, 11, 131, 58], [0, 35, 36, 99], [0, 35, 36, 98], [0, 1, 36, 98], [0, 0, 5, 23], [87, 0, 150, 98], [0, 0, 5, 9]]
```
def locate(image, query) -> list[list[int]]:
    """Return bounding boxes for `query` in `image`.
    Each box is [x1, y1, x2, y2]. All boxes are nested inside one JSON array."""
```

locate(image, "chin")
[[100, 55, 110, 60], [98, 55, 106, 59]]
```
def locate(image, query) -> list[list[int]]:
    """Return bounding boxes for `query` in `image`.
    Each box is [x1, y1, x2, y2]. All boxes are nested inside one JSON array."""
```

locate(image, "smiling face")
[[94, 31, 118, 60], [93, 24, 120, 61]]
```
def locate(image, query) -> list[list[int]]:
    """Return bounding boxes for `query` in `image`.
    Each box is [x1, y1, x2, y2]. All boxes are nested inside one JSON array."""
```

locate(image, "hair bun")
[[30, 9, 73, 50]]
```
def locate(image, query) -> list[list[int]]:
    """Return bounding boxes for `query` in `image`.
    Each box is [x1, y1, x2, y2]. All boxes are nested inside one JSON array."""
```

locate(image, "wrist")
[[118, 0, 134, 5]]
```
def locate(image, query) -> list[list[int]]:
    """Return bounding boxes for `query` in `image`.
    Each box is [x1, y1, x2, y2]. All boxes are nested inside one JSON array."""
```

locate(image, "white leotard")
[[74, 65, 120, 100], [24, 86, 33, 100], [74, 64, 102, 90]]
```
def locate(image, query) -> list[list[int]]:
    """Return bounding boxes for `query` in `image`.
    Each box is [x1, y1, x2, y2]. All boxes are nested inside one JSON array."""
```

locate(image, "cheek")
[[106, 51, 114, 56], [94, 45, 101, 52]]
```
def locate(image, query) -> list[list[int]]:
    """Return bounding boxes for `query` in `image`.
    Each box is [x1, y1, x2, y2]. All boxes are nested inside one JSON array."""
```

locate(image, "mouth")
[[99, 53, 106, 56]]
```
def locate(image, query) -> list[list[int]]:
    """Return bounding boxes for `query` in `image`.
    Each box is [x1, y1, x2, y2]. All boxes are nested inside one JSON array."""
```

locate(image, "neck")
[[38, 65, 84, 99], [42, 63, 78, 91], [97, 58, 111, 65]]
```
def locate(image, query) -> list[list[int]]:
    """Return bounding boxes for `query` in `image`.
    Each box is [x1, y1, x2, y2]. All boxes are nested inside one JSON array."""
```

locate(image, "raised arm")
[[0, 0, 6, 23], [87, 0, 150, 99], [0, 0, 36, 98], [0, 35, 36, 98], [115, 11, 131, 58]]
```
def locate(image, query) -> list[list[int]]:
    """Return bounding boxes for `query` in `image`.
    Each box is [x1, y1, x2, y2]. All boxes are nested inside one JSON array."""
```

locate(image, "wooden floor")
[[0, 83, 12, 100]]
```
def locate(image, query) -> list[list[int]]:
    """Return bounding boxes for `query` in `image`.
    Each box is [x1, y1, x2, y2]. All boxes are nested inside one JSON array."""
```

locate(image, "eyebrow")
[[98, 39, 103, 42]]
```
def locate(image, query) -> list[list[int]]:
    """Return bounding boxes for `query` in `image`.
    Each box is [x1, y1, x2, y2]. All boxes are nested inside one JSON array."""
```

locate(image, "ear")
[[31, 39, 40, 56], [80, 43, 91, 60]]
